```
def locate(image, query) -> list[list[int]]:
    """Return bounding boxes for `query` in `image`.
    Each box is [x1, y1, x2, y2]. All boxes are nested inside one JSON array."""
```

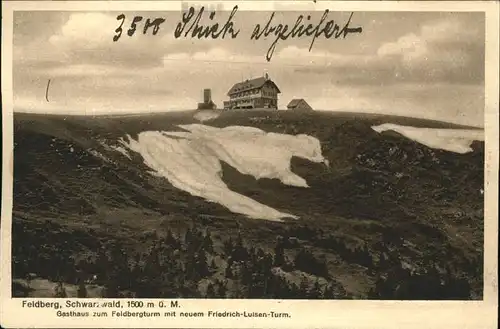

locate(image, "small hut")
[[287, 99, 313, 111]]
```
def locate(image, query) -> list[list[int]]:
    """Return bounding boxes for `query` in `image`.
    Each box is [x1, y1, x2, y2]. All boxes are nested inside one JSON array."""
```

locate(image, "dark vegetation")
[[11, 111, 484, 299], [12, 218, 347, 298]]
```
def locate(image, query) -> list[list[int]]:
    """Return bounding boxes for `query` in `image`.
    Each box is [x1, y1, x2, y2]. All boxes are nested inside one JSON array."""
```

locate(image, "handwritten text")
[[111, 7, 363, 62], [174, 6, 240, 39], [252, 11, 363, 61], [113, 14, 166, 42]]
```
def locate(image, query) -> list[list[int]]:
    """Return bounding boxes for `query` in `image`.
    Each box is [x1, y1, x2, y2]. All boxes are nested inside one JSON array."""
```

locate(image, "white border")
[[1, 1, 499, 328]]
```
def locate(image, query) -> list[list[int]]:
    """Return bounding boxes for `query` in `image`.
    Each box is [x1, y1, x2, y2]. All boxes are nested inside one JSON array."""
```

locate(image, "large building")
[[224, 74, 281, 110]]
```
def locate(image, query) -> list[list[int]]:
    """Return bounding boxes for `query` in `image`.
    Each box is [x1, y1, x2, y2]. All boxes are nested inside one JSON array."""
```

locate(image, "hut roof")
[[287, 99, 304, 108]]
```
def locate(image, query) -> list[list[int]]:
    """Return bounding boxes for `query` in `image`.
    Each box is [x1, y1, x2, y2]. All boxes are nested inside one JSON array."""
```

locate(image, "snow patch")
[[193, 110, 221, 122], [99, 140, 132, 160], [372, 123, 484, 154], [109, 144, 132, 160], [88, 149, 113, 163], [120, 124, 328, 221]]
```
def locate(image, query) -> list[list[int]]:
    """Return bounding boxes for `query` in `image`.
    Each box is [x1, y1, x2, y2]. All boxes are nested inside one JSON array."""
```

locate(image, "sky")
[[12, 9, 485, 126]]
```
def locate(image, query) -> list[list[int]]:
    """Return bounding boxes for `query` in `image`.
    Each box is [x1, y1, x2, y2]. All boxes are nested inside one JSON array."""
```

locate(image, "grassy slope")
[[11, 110, 484, 298]]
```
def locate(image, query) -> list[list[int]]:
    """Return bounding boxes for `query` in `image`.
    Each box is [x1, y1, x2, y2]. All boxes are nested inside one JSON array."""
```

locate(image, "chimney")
[[265, 73, 269, 80]]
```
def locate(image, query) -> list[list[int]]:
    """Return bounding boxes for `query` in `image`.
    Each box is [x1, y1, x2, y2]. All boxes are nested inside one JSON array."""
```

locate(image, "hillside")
[[11, 110, 484, 299]]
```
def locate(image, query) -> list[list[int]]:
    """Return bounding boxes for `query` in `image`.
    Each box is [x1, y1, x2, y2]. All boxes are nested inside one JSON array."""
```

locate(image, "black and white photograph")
[[3, 1, 495, 306]]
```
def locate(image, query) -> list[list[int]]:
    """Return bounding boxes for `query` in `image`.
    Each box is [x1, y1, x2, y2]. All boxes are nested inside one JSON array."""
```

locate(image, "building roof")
[[287, 99, 307, 108], [227, 77, 281, 96]]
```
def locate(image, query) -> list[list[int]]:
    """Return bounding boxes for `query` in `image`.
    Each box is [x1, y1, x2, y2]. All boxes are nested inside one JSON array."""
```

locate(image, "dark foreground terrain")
[[11, 110, 484, 299]]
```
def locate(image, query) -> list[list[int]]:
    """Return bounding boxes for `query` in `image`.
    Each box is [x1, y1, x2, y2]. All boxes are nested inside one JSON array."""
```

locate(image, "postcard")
[[1, 1, 498, 328]]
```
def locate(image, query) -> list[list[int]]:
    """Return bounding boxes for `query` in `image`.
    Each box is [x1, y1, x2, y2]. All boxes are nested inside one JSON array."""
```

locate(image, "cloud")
[[34, 64, 125, 77], [292, 16, 484, 86], [162, 47, 269, 66], [15, 12, 217, 69], [377, 17, 482, 67], [48, 13, 118, 48], [376, 17, 484, 82], [377, 33, 428, 60]]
